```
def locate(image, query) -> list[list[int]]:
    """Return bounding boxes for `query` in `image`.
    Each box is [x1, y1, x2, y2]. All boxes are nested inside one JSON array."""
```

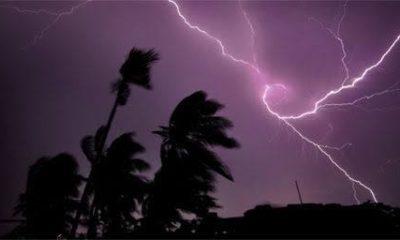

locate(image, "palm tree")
[[143, 91, 239, 233], [72, 47, 159, 236], [81, 132, 150, 237], [13, 153, 82, 238]]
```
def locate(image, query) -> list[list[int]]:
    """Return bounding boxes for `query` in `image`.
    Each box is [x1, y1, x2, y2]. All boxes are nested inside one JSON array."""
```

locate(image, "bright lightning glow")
[[168, 0, 387, 203]]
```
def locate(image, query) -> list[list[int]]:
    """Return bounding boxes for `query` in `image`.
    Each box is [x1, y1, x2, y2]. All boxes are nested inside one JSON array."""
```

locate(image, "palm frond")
[[119, 48, 159, 89], [147, 91, 239, 230], [81, 135, 96, 163]]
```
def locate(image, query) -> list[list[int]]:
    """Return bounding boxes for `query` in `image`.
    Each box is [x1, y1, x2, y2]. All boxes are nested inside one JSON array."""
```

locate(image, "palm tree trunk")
[[71, 96, 120, 236], [87, 200, 98, 238]]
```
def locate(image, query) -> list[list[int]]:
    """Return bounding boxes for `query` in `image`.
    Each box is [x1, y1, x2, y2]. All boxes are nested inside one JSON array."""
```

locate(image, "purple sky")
[[1, 0, 400, 226]]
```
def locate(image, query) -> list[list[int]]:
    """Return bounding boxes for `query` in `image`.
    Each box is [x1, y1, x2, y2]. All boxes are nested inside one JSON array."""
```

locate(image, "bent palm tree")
[[13, 153, 82, 238], [144, 91, 239, 233], [72, 48, 159, 236], [90, 133, 150, 237]]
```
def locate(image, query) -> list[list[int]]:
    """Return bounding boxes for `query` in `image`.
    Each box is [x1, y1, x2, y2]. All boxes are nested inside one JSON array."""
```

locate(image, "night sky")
[[1, 0, 400, 224]]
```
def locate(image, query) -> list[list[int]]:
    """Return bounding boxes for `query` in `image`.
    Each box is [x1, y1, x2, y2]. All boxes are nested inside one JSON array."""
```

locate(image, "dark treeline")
[[192, 202, 400, 238], [5, 47, 240, 239], [4, 47, 400, 239]]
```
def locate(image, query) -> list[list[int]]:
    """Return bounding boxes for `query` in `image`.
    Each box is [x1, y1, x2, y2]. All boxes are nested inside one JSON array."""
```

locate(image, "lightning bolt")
[[167, 0, 260, 74], [262, 87, 378, 202], [319, 87, 400, 111], [336, 0, 350, 86], [239, 1, 259, 69], [165, 0, 400, 203], [0, 1, 91, 48], [321, 142, 352, 152], [277, 34, 400, 120], [308, 7, 400, 113], [352, 182, 361, 204], [308, 6, 350, 87], [29, 0, 91, 48], [0, 5, 61, 16]]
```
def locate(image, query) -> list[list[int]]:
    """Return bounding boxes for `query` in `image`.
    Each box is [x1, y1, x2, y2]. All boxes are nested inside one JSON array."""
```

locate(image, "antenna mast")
[[295, 180, 303, 204]]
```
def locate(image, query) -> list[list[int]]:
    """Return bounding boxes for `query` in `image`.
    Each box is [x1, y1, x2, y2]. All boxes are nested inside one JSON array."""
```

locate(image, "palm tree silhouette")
[[81, 132, 150, 237], [72, 48, 159, 236], [13, 153, 82, 238], [143, 91, 239, 233]]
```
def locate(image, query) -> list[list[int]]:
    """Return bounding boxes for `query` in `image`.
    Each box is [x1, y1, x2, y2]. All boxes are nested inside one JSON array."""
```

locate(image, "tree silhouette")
[[72, 48, 159, 236], [81, 132, 150, 237], [12, 153, 82, 238], [143, 91, 239, 233]]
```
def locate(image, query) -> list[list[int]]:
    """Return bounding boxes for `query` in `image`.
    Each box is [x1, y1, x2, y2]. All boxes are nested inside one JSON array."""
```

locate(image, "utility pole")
[[295, 180, 303, 204]]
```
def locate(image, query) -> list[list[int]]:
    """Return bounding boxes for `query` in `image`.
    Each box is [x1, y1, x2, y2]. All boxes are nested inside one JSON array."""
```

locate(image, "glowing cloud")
[[165, 0, 400, 203]]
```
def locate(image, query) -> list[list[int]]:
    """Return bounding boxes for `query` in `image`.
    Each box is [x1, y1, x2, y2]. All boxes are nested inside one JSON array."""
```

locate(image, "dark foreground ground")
[[3, 202, 400, 239], [162, 202, 400, 239]]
